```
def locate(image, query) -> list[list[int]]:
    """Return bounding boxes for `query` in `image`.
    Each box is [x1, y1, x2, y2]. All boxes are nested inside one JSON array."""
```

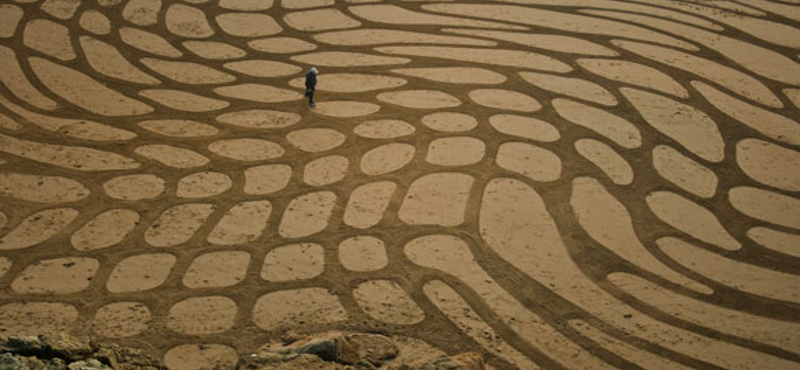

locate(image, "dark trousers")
[[306, 89, 315, 105]]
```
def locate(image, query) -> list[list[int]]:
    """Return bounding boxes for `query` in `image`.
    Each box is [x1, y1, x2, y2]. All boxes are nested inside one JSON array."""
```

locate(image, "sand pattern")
[[1, 1, 800, 370]]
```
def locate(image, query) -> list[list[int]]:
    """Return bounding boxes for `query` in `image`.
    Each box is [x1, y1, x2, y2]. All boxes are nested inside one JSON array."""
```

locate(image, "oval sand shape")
[[71, 209, 140, 251], [737, 139, 800, 192], [12, 257, 99, 294], [247, 37, 317, 54], [0, 46, 59, 110], [469, 89, 540, 112], [399, 172, 474, 227], [138, 119, 219, 138], [304, 155, 348, 186], [23, 19, 75, 61], [391, 67, 506, 85], [283, 8, 361, 31], [426, 137, 485, 166], [377, 46, 570, 72], [216, 13, 282, 37], [103, 174, 165, 200], [312, 101, 380, 117], [0, 5, 23, 38], [652, 145, 718, 198], [289, 73, 407, 92], [286, 128, 346, 152], [144, 204, 215, 247], [244, 164, 292, 195], [141, 58, 235, 85], [183, 251, 251, 288], [443, 28, 618, 56], [120, 27, 183, 58], [92, 302, 151, 338], [217, 109, 301, 129], [139, 89, 230, 112], [167, 296, 237, 335], [622, 88, 724, 162], [252, 288, 347, 331], [497, 142, 562, 182], [29, 57, 153, 116], [354, 280, 425, 325], [208, 138, 285, 161], [165, 4, 214, 38], [164, 344, 237, 370], [574, 139, 633, 185], [214, 83, 303, 103], [107, 253, 176, 293], [377, 90, 461, 109], [422, 112, 477, 132], [344, 181, 396, 229], [0, 173, 89, 203], [184, 41, 247, 60], [489, 114, 560, 142], [261, 243, 325, 281], [293, 51, 410, 67], [349, 4, 527, 30], [135, 144, 210, 168], [748, 227, 800, 258], [314, 28, 496, 46], [220, 0, 274, 11], [123, 0, 160, 26], [223, 60, 301, 77], [0, 302, 78, 335], [79, 36, 161, 85], [0, 134, 140, 171], [551, 99, 641, 149], [354, 119, 415, 139], [282, 0, 334, 9], [339, 235, 388, 271], [177, 171, 232, 198], [646, 191, 741, 251], [0, 208, 78, 250], [520, 71, 617, 106], [278, 191, 337, 238], [207, 200, 273, 245], [577, 58, 688, 98], [361, 143, 415, 175]]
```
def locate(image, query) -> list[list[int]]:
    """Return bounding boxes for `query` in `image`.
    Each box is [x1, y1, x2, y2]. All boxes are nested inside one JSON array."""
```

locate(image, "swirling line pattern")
[[0, 0, 799, 369]]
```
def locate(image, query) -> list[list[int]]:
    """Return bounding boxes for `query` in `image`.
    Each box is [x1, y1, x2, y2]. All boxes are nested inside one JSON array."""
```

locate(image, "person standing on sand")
[[305, 67, 318, 107]]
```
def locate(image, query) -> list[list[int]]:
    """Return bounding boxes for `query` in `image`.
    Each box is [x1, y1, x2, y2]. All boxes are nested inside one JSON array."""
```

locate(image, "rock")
[[68, 359, 113, 370], [264, 332, 398, 366], [93, 343, 163, 370], [238, 352, 354, 370], [387, 352, 484, 370], [0, 352, 68, 370], [1, 333, 93, 362]]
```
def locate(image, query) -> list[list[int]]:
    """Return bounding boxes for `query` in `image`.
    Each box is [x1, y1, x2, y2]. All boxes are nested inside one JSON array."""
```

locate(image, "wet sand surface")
[[1, 0, 799, 369]]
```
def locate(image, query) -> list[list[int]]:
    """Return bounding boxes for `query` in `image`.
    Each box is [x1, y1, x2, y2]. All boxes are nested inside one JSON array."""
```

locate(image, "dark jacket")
[[305, 71, 317, 90]]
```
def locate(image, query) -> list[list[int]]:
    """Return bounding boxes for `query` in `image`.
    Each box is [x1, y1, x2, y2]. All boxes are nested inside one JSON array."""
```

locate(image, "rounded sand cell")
[[183, 251, 251, 289], [106, 253, 176, 293], [12, 257, 99, 294], [0, 134, 141, 171], [24, 19, 75, 61], [552, 98, 641, 149], [377, 46, 569, 72], [398, 173, 474, 227], [135, 145, 210, 169], [278, 191, 337, 238], [489, 114, 560, 142], [283, 9, 361, 31], [577, 58, 688, 98], [216, 13, 282, 37], [139, 89, 230, 112], [343, 181, 396, 229], [468, 89, 540, 112], [207, 200, 273, 245], [292, 51, 410, 67], [167, 296, 237, 335], [304, 155, 348, 186], [138, 120, 219, 138], [184, 41, 247, 60], [164, 344, 238, 370], [339, 236, 388, 271], [252, 288, 347, 331], [165, 4, 214, 38], [71, 209, 140, 251], [354, 120, 415, 139], [219, 0, 274, 11], [120, 27, 183, 58], [224, 60, 301, 78], [103, 174, 165, 200], [0, 173, 89, 203], [315, 29, 496, 47], [244, 164, 292, 195], [0, 208, 79, 250], [289, 73, 407, 92], [0, 302, 78, 335], [0, 5, 24, 38], [80, 36, 160, 85], [652, 145, 718, 198], [496, 142, 562, 182], [574, 139, 633, 185], [354, 280, 425, 325], [123, 0, 160, 26], [377, 90, 461, 109], [729, 187, 800, 231], [748, 227, 800, 258], [311, 101, 381, 117], [421, 112, 477, 132], [208, 138, 284, 161], [261, 243, 325, 282], [144, 204, 215, 247], [392, 67, 506, 85], [520, 71, 617, 106], [282, 0, 334, 9], [247, 37, 317, 54], [214, 83, 303, 103], [426, 137, 485, 166], [92, 302, 152, 338], [444, 29, 618, 56], [79, 10, 111, 35], [177, 172, 233, 198], [217, 109, 301, 129], [286, 128, 346, 152], [736, 138, 800, 192], [141, 58, 235, 85], [349, 4, 526, 30], [360, 143, 415, 176]]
